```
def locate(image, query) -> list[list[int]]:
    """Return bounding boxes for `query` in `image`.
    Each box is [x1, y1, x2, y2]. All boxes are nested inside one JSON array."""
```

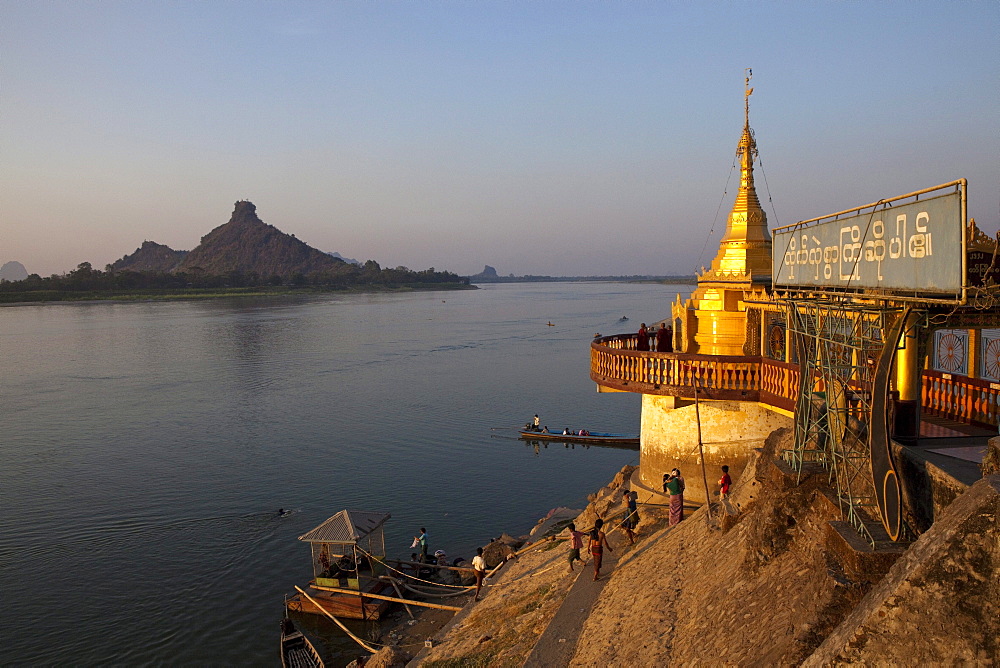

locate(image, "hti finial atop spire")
[[744, 68, 754, 128]]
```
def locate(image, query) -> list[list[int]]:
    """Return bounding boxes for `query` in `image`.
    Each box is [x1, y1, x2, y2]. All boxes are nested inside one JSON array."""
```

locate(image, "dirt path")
[[522, 534, 625, 667]]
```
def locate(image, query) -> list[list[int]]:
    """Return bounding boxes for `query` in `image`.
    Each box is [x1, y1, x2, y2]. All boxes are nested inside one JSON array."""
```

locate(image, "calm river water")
[[0, 281, 691, 665]]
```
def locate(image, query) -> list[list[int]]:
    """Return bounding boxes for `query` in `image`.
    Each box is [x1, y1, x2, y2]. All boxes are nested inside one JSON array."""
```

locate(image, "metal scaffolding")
[[782, 298, 910, 546]]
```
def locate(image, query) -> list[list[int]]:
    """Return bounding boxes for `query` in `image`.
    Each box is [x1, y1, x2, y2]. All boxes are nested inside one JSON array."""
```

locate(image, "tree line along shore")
[[0, 262, 473, 304]]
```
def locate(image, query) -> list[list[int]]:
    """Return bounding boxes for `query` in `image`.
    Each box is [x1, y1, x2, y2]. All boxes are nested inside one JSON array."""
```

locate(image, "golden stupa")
[[674, 71, 772, 356]]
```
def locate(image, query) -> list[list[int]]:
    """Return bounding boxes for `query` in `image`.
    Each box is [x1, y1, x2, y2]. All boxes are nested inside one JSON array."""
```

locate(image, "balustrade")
[[922, 369, 1000, 429], [593, 334, 998, 427]]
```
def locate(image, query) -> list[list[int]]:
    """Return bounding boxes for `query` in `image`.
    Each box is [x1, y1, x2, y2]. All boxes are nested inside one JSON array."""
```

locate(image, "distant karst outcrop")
[[327, 251, 360, 266], [110, 201, 347, 280], [0, 261, 29, 282], [470, 265, 500, 281], [174, 201, 345, 278], [112, 241, 188, 273]]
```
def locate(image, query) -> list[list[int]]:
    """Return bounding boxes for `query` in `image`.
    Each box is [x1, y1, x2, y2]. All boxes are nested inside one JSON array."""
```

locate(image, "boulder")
[[482, 538, 519, 569], [362, 645, 411, 668]]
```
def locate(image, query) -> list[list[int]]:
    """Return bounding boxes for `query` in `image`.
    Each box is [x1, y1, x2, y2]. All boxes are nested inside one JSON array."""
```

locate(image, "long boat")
[[518, 429, 639, 446], [280, 617, 325, 668]]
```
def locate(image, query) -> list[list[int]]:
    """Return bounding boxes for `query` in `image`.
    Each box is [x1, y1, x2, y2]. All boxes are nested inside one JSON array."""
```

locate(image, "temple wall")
[[639, 395, 792, 504]]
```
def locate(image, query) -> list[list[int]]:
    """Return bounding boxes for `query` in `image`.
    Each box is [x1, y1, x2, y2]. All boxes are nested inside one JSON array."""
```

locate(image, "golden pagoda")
[[674, 71, 772, 355]]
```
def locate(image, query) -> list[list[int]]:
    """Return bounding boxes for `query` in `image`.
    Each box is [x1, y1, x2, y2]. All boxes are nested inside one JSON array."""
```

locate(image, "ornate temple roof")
[[706, 70, 772, 280]]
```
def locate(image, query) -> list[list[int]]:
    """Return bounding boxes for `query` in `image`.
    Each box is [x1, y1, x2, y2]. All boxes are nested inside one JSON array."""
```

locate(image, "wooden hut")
[[286, 509, 394, 620]]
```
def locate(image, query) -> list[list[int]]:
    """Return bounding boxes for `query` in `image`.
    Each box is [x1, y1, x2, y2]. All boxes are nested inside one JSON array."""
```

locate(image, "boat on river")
[[285, 510, 394, 621], [280, 617, 324, 668], [518, 429, 639, 447]]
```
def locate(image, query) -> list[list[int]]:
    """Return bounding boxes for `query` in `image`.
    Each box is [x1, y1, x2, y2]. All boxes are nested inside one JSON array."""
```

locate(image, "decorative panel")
[[934, 329, 969, 376]]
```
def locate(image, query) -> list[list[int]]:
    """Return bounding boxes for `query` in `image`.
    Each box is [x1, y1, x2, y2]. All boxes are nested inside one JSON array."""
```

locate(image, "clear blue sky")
[[3, 1, 998, 277]]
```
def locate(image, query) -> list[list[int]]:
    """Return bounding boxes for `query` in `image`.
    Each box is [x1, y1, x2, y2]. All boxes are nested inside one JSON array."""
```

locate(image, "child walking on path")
[[566, 523, 586, 573], [588, 518, 612, 581], [719, 465, 732, 498]]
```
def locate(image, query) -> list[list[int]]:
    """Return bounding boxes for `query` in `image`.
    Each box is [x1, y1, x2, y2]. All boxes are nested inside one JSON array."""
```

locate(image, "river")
[[0, 281, 691, 665]]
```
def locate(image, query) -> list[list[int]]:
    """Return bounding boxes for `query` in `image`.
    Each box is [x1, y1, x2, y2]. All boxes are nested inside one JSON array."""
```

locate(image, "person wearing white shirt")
[[472, 547, 487, 601]]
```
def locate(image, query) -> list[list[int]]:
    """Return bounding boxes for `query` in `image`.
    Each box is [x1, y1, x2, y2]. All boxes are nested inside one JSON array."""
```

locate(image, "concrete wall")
[[639, 395, 793, 504]]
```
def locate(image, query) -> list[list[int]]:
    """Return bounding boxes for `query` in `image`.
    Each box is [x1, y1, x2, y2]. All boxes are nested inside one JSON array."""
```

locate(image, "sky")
[[2, 1, 998, 278]]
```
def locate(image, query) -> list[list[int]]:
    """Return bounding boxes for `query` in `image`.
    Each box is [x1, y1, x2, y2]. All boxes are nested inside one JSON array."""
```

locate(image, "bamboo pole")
[[293, 586, 379, 653], [694, 376, 713, 522], [311, 584, 463, 612]]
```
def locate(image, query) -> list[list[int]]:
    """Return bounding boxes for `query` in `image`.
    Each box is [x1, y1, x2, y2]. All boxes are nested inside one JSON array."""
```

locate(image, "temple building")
[[673, 79, 773, 357], [590, 76, 999, 512], [592, 76, 791, 503]]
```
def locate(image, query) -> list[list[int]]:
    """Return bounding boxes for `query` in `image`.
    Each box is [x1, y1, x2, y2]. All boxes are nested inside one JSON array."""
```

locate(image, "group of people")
[[415, 463, 736, 601], [661, 465, 732, 526], [410, 527, 495, 602], [635, 322, 673, 353], [565, 518, 612, 581], [524, 414, 590, 437]]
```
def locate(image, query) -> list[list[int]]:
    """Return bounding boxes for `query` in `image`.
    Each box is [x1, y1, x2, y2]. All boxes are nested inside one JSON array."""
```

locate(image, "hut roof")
[[297, 509, 391, 544]]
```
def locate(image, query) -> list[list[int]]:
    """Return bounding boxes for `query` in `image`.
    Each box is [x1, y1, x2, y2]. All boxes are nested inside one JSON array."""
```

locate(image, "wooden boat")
[[518, 429, 639, 446], [286, 579, 393, 620], [286, 509, 395, 621], [280, 617, 324, 668]]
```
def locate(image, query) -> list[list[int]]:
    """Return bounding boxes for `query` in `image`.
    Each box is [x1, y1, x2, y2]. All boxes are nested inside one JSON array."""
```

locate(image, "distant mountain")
[[174, 201, 345, 278], [471, 265, 499, 281], [0, 261, 29, 282], [327, 251, 360, 265], [112, 241, 188, 273]]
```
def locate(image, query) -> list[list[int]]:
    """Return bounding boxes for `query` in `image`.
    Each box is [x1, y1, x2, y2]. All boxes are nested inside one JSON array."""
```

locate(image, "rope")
[[756, 154, 781, 229], [400, 580, 476, 599], [695, 158, 738, 274], [366, 552, 472, 589]]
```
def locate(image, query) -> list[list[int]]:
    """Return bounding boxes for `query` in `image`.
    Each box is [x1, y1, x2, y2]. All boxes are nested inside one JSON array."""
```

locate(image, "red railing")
[[922, 369, 1000, 429], [590, 333, 798, 410], [592, 334, 1000, 427]]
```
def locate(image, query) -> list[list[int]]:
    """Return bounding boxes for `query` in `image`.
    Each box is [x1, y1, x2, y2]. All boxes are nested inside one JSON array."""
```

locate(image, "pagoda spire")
[[708, 68, 771, 278], [673, 71, 775, 355]]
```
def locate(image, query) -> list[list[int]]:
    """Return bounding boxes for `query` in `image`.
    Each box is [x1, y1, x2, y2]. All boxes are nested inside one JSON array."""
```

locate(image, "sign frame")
[[772, 180, 968, 305]]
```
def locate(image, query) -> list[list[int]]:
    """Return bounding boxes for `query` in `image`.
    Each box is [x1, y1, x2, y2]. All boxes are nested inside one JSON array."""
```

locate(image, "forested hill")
[[113, 241, 188, 272]]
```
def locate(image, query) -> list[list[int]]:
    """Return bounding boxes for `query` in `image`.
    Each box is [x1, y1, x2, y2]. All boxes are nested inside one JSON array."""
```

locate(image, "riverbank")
[[357, 428, 1000, 666]]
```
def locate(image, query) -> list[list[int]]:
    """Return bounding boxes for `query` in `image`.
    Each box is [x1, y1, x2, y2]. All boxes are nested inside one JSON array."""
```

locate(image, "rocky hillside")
[[415, 429, 999, 666], [175, 201, 346, 278], [112, 241, 188, 273]]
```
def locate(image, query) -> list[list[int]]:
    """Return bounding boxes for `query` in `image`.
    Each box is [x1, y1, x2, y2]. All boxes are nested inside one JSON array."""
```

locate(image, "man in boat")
[[533, 414, 541, 431]]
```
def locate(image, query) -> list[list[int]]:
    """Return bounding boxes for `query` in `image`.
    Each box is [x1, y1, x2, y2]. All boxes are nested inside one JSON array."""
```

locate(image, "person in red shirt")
[[656, 322, 673, 352], [636, 323, 650, 351], [719, 465, 732, 498], [589, 518, 613, 580]]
